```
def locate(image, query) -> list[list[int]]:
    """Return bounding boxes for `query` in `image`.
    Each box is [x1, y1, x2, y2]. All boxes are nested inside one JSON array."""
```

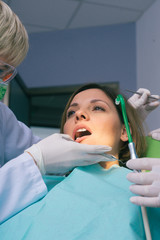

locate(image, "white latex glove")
[[25, 133, 112, 175], [126, 158, 160, 207], [148, 128, 160, 141], [128, 88, 160, 120]]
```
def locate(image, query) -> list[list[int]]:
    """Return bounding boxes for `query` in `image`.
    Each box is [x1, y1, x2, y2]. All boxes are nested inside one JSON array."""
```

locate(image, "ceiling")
[[5, 0, 156, 33]]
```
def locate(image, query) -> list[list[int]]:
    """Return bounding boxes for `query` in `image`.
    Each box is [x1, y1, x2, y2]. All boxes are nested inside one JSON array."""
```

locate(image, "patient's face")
[[63, 88, 126, 158]]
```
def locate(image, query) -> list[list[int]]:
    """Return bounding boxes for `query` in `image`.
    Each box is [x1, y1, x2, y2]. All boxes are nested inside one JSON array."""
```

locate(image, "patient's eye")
[[93, 105, 105, 112], [67, 110, 75, 118]]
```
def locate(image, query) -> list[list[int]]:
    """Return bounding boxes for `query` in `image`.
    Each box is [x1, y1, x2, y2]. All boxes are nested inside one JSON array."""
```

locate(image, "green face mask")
[[0, 83, 8, 100]]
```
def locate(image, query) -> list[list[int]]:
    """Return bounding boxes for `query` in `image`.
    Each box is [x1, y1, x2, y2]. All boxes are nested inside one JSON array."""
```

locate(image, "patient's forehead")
[[70, 88, 113, 105]]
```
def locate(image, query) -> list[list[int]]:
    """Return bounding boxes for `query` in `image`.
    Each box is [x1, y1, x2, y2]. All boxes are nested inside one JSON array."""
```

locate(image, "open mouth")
[[74, 128, 91, 141]]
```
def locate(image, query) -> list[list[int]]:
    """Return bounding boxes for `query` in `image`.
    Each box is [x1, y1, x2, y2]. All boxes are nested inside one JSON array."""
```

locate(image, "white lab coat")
[[0, 102, 47, 224]]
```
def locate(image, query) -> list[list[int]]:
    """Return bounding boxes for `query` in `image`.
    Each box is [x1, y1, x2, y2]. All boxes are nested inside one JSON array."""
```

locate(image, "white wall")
[[18, 24, 136, 91], [136, 0, 160, 131], [31, 126, 60, 139]]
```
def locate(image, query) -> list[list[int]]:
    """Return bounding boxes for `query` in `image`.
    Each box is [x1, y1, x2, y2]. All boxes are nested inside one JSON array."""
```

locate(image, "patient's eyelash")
[[93, 105, 105, 111], [67, 110, 75, 118]]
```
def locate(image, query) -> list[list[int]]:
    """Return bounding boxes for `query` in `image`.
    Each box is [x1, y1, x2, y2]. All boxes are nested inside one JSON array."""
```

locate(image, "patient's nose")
[[75, 109, 89, 121]]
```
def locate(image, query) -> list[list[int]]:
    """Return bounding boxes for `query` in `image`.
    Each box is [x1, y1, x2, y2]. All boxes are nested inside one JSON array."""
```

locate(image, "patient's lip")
[[73, 125, 92, 141], [75, 135, 90, 143]]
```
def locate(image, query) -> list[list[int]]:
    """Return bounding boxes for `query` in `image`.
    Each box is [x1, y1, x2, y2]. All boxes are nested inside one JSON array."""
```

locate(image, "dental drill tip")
[[115, 98, 120, 105]]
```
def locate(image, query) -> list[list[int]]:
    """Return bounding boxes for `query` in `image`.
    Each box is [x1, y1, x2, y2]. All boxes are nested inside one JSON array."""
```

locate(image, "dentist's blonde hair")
[[0, 1, 29, 66]]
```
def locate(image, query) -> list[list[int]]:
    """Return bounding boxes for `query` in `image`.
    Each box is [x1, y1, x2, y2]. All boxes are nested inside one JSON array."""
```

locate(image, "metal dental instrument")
[[125, 89, 160, 101], [115, 94, 152, 240]]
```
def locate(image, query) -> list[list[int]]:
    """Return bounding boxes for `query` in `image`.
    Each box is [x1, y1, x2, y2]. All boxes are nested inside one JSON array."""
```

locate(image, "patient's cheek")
[[63, 125, 69, 135]]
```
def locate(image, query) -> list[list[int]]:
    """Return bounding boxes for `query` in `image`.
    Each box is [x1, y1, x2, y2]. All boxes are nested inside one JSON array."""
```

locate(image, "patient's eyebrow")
[[69, 102, 78, 108], [69, 99, 111, 108], [90, 99, 111, 108]]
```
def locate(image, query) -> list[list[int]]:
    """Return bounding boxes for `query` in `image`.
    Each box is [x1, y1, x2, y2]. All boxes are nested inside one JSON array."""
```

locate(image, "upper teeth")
[[77, 128, 87, 132]]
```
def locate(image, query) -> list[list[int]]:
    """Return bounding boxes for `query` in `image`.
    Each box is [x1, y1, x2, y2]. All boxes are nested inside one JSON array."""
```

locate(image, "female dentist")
[[127, 88, 160, 207], [0, 1, 110, 224]]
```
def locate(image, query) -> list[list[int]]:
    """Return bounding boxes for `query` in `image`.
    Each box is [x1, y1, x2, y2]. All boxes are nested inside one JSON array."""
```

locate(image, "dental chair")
[[145, 136, 160, 158]]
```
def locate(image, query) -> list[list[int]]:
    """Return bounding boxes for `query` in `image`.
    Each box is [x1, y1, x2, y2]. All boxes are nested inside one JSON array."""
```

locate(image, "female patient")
[[60, 83, 146, 167], [1, 84, 159, 240]]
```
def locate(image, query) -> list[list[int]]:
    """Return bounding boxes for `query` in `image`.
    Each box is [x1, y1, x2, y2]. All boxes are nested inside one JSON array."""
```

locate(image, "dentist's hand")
[[148, 128, 160, 141], [26, 133, 112, 175], [128, 88, 160, 120], [126, 158, 160, 207]]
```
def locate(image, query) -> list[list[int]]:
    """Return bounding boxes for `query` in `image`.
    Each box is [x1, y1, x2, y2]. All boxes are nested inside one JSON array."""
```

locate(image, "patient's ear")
[[120, 124, 129, 142]]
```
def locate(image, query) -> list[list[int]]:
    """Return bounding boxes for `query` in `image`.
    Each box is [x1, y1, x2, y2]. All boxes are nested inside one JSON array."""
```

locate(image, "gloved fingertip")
[[129, 184, 134, 191], [137, 88, 150, 95], [126, 172, 132, 181], [151, 133, 160, 141], [126, 160, 132, 169], [148, 101, 160, 107], [130, 197, 137, 205]]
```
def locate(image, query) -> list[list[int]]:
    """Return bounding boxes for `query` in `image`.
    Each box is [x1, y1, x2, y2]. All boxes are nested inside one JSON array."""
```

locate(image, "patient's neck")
[[99, 160, 119, 169], [99, 152, 119, 169]]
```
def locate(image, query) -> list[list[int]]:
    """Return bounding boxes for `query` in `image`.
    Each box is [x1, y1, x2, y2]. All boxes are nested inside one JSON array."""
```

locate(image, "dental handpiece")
[[115, 94, 152, 240]]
